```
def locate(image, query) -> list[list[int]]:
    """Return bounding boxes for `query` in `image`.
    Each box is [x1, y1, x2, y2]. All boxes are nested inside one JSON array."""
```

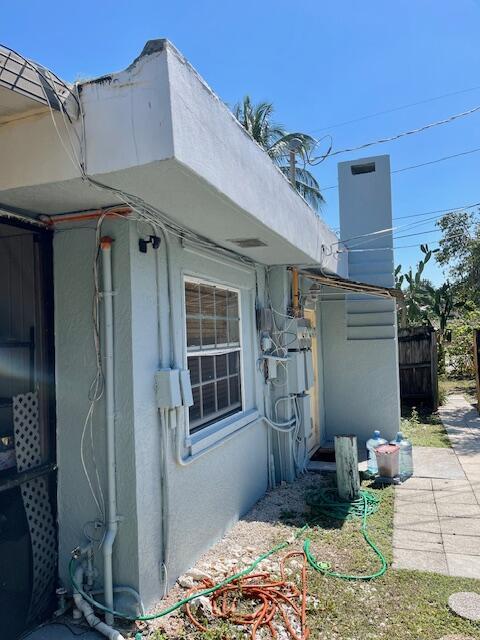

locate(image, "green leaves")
[[396, 244, 459, 337], [435, 209, 480, 306], [233, 95, 324, 210]]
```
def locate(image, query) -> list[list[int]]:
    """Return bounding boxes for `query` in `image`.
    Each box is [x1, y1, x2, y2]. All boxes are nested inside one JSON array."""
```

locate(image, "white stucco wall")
[[55, 218, 139, 590], [128, 226, 269, 599], [318, 155, 401, 444], [0, 110, 81, 193], [164, 43, 340, 270], [54, 216, 269, 605], [320, 295, 400, 443]]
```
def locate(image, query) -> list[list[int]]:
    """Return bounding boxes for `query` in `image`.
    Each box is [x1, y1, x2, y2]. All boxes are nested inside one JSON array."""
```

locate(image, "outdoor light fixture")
[[139, 235, 161, 253]]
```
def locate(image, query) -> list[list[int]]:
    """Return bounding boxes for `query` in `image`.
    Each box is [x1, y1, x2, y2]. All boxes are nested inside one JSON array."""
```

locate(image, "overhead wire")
[[320, 146, 480, 192], [317, 103, 480, 160], [330, 201, 480, 251], [347, 231, 470, 252], [309, 84, 480, 134]]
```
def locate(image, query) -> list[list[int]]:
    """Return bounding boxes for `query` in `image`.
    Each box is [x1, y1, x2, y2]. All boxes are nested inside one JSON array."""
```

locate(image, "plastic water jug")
[[390, 432, 413, 481], [366, 430, 387, 474]]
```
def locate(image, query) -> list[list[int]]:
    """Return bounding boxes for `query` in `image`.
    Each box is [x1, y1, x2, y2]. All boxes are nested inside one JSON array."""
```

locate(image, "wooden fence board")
[[398, 326, 438, 410]]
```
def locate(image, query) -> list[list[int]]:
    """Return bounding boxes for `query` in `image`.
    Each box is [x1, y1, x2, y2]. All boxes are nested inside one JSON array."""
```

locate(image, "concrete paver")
[[393, 511, 441, 533], [443, 534, 480, 556], [439, 516, 480, 536], [436, 502, 480, 517], [395, 500, 437, 515], [433, 490, 477, 504], [413, 446, 466, 479], [446, 554, 480, 579], [393, 395, 480, 578], [393, 528, 443, 553], [395, 488, 436, 503], [432, 478, 473, 491], [397, 476, 433, 490], [392, 548, 449, 574]]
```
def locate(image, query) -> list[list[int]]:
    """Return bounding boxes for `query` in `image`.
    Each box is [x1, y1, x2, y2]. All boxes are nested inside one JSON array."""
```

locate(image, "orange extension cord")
[[185, 551, 310, 640]]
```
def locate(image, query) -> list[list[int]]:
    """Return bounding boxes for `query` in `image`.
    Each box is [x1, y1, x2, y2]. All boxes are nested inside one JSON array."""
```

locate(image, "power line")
[[393, 228, 443, 241], [309, 85, 480, 134], [394, 200, 480, 221], [392, 147, 480, 175], [320, 146, 480, 192], [337, 204, 480, 250], [318, 104, 480, 161], [349, 232, 468, 252]]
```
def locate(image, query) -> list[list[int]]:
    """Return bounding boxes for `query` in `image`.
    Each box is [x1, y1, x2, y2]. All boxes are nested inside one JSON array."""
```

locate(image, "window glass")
[[201, 356, 215, 382], [185, 279, 242, 432]]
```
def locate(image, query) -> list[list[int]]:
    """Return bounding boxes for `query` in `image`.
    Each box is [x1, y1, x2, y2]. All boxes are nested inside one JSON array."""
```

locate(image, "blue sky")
[[2, 1, 480, 284]]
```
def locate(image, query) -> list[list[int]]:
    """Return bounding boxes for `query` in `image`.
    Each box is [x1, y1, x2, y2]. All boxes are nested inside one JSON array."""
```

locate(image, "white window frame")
[[183, 276, 245, 434]]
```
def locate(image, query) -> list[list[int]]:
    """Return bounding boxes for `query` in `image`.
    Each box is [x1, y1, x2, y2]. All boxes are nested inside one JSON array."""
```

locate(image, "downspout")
[[100, 236, 118, 627]]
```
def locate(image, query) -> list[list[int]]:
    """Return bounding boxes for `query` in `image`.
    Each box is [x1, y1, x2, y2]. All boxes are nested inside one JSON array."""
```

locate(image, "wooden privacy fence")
[[474, 329, 480, 412], [398, 326, 439, 411]]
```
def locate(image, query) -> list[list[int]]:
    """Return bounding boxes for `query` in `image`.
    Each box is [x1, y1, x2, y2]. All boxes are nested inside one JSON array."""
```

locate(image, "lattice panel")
[[13, 391, 56, 624], [13, 392, 41, 471]]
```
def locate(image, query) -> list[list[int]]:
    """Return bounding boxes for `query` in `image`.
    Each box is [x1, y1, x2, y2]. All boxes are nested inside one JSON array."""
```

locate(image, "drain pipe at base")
[[100, 236, 119, 627], [73, 564, 125, 640]]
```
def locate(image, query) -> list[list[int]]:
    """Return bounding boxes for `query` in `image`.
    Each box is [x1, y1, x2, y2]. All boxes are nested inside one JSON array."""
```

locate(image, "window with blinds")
[[185, 279, 242, 431]]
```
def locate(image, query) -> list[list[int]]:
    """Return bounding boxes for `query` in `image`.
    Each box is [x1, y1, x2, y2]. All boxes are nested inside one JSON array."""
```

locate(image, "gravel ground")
[[135, 474, 327, 638]]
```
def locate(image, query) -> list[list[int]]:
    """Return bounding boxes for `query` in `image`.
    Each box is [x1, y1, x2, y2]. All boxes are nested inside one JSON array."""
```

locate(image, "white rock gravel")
[[140, 473, 327, 638]]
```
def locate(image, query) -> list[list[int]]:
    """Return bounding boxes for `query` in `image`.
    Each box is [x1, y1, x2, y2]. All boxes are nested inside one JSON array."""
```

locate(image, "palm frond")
[[233, 95, 324, 210]]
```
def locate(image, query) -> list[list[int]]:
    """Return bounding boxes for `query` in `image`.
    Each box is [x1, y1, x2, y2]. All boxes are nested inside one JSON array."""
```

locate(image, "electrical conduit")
[[100, 237, 119, 627]]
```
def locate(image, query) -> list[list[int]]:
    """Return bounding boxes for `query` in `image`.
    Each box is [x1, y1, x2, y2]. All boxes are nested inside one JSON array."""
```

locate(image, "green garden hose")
[[69, 487, 386, 622], [69, 529, 309, 623], [303, 488, 387, 580]]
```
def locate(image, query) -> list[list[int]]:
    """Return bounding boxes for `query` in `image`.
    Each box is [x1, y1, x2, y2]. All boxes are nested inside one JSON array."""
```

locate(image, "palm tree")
[[233, 96, 324, 210]]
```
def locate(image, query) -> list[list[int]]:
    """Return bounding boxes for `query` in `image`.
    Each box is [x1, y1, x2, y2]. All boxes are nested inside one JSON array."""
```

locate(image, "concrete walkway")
[[393, 394, 480, 578]]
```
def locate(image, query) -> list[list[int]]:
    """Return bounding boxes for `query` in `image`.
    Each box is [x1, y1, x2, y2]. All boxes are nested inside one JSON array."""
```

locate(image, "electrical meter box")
[[297, 392, 312, 440], [287, 352, 306, 394], [288, 318, 314, 351], [155, 369, 182, 408], [304, 350, 314, 389]]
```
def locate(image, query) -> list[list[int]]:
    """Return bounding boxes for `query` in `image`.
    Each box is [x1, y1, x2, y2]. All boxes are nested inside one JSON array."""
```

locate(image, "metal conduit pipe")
[[100, 237, 118, 627]]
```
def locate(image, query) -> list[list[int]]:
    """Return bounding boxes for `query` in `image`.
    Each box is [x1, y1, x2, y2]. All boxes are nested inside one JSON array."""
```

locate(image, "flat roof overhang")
[[0, 40, 344, 271], [299, 267, 403, 301]]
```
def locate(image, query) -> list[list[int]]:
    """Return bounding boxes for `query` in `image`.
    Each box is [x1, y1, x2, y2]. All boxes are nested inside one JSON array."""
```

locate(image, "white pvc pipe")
[[90, 586, 145, 616], [100, 237, 118, 627], [73, 565, 125, 640]]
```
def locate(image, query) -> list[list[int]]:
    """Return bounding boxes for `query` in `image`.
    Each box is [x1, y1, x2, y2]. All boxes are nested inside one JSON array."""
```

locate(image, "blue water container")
[[366, 430, 387, 474], [390, 432, 413, 481]]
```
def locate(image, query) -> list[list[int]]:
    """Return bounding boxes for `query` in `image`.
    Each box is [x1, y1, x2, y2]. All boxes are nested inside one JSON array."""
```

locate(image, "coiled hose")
[[303, 487, 387, 580]]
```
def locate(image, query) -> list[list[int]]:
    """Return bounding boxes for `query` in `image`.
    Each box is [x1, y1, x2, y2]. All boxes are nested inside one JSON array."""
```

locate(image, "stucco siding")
[[128, 227, 269, 601], [54, 216, 269, 605], [54, 219, 139, 590], [320, 296, 400, 443]]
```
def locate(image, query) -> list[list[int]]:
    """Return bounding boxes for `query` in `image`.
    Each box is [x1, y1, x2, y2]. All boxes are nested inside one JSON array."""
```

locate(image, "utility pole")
[[288, 137, 302, 189], [289, 148, 296, 187]]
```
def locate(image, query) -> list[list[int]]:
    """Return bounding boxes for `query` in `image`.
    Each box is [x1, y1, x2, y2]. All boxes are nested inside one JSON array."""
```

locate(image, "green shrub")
[[445, 310, 480, 378]]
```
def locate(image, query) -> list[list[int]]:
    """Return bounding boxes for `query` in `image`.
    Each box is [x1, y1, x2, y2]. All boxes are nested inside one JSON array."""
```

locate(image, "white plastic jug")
[[366, 430, 387, 474], [390, 432, 413, 481]]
